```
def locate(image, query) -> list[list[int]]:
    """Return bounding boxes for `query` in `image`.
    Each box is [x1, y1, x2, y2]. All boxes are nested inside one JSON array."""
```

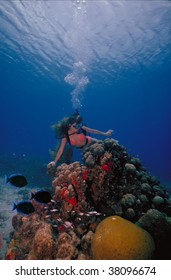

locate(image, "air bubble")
[[64, 61, 89, 109]]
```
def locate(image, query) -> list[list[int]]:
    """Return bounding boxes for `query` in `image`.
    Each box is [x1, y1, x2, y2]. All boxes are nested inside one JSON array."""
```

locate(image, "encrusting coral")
[[5, 138, 171, 260], [29, 223, 54, 260]]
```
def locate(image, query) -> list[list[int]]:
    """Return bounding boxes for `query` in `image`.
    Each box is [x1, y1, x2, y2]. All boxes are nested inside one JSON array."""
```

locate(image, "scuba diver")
[[47, 111, 113, 168]]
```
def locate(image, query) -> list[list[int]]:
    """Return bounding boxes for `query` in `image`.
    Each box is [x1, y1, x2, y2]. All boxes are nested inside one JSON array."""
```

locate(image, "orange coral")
[[30, 223, 54, 260], [56, 232, 78, 260], [91, 216, 155, 260]]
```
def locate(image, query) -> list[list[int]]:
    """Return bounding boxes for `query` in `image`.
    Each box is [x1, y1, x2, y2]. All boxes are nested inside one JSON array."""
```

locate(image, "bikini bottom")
[[76, 137, 89, 150]]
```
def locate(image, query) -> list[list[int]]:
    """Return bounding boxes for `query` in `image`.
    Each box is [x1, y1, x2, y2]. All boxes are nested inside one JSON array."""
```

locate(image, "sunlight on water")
[[0, 0, 171, 107]]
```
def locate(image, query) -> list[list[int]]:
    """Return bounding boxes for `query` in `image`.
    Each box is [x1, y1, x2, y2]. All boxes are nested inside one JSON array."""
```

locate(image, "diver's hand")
[[104, 129, 113, 137], [47, 161, 56, 168]]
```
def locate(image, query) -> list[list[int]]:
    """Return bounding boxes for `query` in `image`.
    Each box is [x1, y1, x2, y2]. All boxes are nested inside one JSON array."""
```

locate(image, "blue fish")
[[12, 201, 35, 215], [5, 173, 28, 188], [30, 190, 52, 204]]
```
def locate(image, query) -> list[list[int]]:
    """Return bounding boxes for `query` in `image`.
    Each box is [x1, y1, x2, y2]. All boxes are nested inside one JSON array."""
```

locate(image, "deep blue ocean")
[[0, 0, 171, 190]]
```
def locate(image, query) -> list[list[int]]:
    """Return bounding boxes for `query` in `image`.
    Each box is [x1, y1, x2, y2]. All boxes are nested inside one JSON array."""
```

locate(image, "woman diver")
[[47, 111, 113, 168]]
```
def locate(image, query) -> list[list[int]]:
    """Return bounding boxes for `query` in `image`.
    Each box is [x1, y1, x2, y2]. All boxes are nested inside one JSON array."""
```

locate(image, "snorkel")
[[69, 110, 83, 128]]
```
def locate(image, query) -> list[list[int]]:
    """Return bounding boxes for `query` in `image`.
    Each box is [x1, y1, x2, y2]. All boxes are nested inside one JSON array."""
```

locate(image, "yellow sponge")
[[91, 216, 155, 259]]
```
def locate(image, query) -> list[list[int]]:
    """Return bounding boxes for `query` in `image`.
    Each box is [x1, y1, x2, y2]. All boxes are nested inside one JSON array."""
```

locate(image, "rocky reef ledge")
[[6, 139, 171, 260]]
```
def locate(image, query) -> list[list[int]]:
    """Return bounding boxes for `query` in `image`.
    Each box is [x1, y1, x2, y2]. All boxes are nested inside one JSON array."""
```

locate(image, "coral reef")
[[56, 231, 79, 260], [136, 209, 171, 259], [28, 223, 54, 260], [5, 138, 171, 260], [91, 215, 155, 259]]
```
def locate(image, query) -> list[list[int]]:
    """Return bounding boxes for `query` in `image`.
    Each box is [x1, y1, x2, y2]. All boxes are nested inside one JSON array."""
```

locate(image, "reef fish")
[[12, 201, 35, 215], [5, 173, 28, 188], [30, 190, 52, 204]]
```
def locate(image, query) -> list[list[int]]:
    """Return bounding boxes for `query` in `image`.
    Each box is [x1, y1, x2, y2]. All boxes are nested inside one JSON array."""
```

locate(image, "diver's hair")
[[51, 117, 70, 138], [51, 113, 83, 138]]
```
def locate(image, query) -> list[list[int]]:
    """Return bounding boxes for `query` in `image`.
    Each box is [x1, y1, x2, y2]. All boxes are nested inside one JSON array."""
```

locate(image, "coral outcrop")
[[91, 215, 155, 259], [136, 209, 171, 259], [5, 138, 171, 260]]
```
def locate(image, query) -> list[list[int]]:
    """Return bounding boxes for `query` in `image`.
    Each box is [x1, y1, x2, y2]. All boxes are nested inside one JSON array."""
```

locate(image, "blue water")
[[0, 0, 171, 188]]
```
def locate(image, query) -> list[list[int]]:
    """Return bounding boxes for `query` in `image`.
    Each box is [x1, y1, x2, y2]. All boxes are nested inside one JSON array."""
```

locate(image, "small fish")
[[88, 211, 101, 216], [94, 212, 101, 216], [50, 209, 58, 213], [78, 212, 84, 216], [64, 221, 73, 229], [88, 211, 97, 214], [12, 201, 35, 215], [45, 215, 51, 219], [5, 173, 28, 188], [30, 190, 52, 204]]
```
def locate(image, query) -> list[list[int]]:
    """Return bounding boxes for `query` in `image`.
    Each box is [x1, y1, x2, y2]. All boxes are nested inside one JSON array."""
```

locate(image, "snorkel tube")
[[69, 110, 83, 126]]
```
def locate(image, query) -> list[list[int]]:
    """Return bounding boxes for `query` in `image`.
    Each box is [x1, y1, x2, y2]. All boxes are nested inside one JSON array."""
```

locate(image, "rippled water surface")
[[1, 1, 171, 83]]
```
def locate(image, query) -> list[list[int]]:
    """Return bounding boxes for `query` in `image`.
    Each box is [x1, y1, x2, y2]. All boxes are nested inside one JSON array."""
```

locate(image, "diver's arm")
[[47, 137, 67, 168], [54, 137, 67, 162], [82, 126, 113, 137]]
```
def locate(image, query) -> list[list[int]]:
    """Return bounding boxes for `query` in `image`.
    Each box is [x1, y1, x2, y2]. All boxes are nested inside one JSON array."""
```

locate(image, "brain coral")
[[91, 216, 155, 260]]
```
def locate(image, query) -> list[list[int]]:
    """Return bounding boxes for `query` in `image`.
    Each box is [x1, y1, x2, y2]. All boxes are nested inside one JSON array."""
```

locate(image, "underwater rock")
[[91, 216, 155, 260]]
